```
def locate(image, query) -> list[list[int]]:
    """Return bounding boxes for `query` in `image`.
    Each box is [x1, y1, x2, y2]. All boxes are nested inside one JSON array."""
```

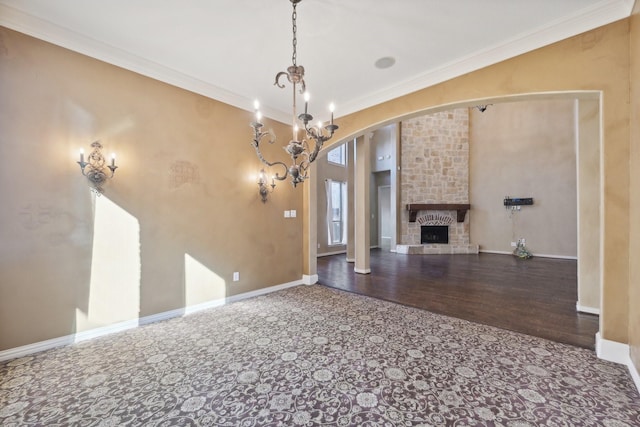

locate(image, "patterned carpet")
[[1, 285, 639, 426]]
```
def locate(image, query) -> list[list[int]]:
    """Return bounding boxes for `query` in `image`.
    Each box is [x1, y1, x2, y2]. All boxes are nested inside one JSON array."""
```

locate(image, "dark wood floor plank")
[[317, 250, 599, 349]]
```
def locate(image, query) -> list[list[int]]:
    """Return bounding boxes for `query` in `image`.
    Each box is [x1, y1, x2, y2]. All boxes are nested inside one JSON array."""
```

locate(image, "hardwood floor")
[[317, 250, 599, 349]]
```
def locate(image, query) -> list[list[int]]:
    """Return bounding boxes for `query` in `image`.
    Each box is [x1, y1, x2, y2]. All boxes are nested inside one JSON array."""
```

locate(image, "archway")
[[304, 91, 602, 333]]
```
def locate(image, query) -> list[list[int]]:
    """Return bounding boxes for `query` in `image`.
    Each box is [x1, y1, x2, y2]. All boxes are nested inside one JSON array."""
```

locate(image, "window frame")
[[326, 144, 346, 167], [327, 180, 347, 246]]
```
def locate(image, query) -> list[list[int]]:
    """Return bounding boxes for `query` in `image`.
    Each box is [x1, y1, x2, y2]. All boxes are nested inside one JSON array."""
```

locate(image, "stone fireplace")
[[396, 108, 479, 254]]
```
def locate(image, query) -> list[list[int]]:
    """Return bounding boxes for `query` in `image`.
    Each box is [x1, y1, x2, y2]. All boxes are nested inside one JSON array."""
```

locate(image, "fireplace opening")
[[421, 225, 449, 244]]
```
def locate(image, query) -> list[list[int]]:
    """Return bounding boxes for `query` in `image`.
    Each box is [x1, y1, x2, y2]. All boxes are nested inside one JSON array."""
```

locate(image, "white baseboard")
[[139, 308, 186, 326], [302, 274, 318, 285], [480, 250, 512, 255], [354, 268, 371, 274], [630, 357, 640, 394], [74, 319, 141, 341], [0, 318, 145, 363], [317, 250, 347, 257], [0, 278, 304, 362], [534, 253, 578, 260], [576, 302, 600, 315], [346, 258, 355, 263], [595, 333, 639, 394], [0, 335, 75, 363], [596, 332, 630, 365], [479, 250, 577, 260]]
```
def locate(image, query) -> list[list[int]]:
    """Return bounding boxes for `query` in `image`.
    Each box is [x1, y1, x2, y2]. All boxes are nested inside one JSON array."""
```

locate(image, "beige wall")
[[0, 28, 302, 350], [371, 127, 395, 173], [370, 127, 396, 248], [322, 19, 631, 344], [1, 9, 638, 368], [629, 4, 640, 373], [469, 100, 577, 257]]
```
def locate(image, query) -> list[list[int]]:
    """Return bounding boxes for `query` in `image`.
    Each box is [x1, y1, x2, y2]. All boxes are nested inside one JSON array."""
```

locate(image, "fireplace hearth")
[[421, 225, 449, 244]]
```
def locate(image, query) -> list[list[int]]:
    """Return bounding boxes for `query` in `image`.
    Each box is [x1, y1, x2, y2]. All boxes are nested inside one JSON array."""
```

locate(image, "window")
[[326, 144, 346, 166], [326, 180, 347, 245]]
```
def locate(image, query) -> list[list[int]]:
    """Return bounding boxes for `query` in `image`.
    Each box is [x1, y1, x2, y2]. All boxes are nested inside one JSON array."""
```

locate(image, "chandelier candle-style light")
[[251, 0, 338, 187]]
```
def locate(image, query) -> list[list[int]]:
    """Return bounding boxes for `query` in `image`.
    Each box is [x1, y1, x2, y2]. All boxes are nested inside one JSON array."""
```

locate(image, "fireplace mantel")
[[406, 204, 471, 223]]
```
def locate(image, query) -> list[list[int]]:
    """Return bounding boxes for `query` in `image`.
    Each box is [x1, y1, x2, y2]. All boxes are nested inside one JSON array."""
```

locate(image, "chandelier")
[[251, 0, 338, 187]]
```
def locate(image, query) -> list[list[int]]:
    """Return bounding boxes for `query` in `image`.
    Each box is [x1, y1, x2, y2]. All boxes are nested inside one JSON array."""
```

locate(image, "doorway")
[[378, 185, 391, 250]]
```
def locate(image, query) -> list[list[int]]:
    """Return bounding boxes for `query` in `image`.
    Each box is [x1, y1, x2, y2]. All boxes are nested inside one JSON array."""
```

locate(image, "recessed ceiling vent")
[[374, 56, 396, 69]]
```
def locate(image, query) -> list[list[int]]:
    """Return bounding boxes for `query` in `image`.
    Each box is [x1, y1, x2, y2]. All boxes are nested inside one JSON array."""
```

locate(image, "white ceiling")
[[0, 0, 634, 123]]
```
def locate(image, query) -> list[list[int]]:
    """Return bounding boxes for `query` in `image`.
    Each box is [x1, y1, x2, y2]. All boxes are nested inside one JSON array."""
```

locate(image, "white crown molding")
[[0, 0, 633, 123], [337, 0, 635, 117], [0, 3, 290, 123]]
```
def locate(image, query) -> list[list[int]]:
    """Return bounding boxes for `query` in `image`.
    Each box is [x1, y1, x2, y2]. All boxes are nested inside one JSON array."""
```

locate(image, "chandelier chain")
[[291, 2, 297, 66]]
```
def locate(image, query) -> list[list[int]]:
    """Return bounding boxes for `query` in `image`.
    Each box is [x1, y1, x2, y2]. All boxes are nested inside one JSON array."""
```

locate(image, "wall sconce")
[[258, 168, 275, 203], [77, 141, 117, 194]]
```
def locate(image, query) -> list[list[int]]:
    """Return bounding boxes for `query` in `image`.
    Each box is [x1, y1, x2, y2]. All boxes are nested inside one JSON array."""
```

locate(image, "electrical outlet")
[[233, 272, 239, 282], [511, 241, 517, 247]]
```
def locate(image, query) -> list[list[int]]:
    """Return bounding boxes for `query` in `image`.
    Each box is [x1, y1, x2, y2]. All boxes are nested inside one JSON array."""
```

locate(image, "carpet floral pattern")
[[1, 285, 639, 426]]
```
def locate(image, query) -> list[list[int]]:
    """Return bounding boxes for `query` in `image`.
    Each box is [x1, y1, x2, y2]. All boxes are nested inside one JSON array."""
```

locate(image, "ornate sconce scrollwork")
[[258, 168, 276, 203], [77, 141, 117, 194]]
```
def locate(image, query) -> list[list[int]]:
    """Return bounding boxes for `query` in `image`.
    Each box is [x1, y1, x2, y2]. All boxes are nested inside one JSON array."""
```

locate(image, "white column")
[[355, 134, 371, 274], [302, 162, 318, 284], [391, 123, 401, 251], [346, 139, 355, 262]]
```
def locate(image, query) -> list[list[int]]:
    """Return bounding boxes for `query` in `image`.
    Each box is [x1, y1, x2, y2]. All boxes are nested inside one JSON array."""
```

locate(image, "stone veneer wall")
[[399, 108, 477, 254]]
